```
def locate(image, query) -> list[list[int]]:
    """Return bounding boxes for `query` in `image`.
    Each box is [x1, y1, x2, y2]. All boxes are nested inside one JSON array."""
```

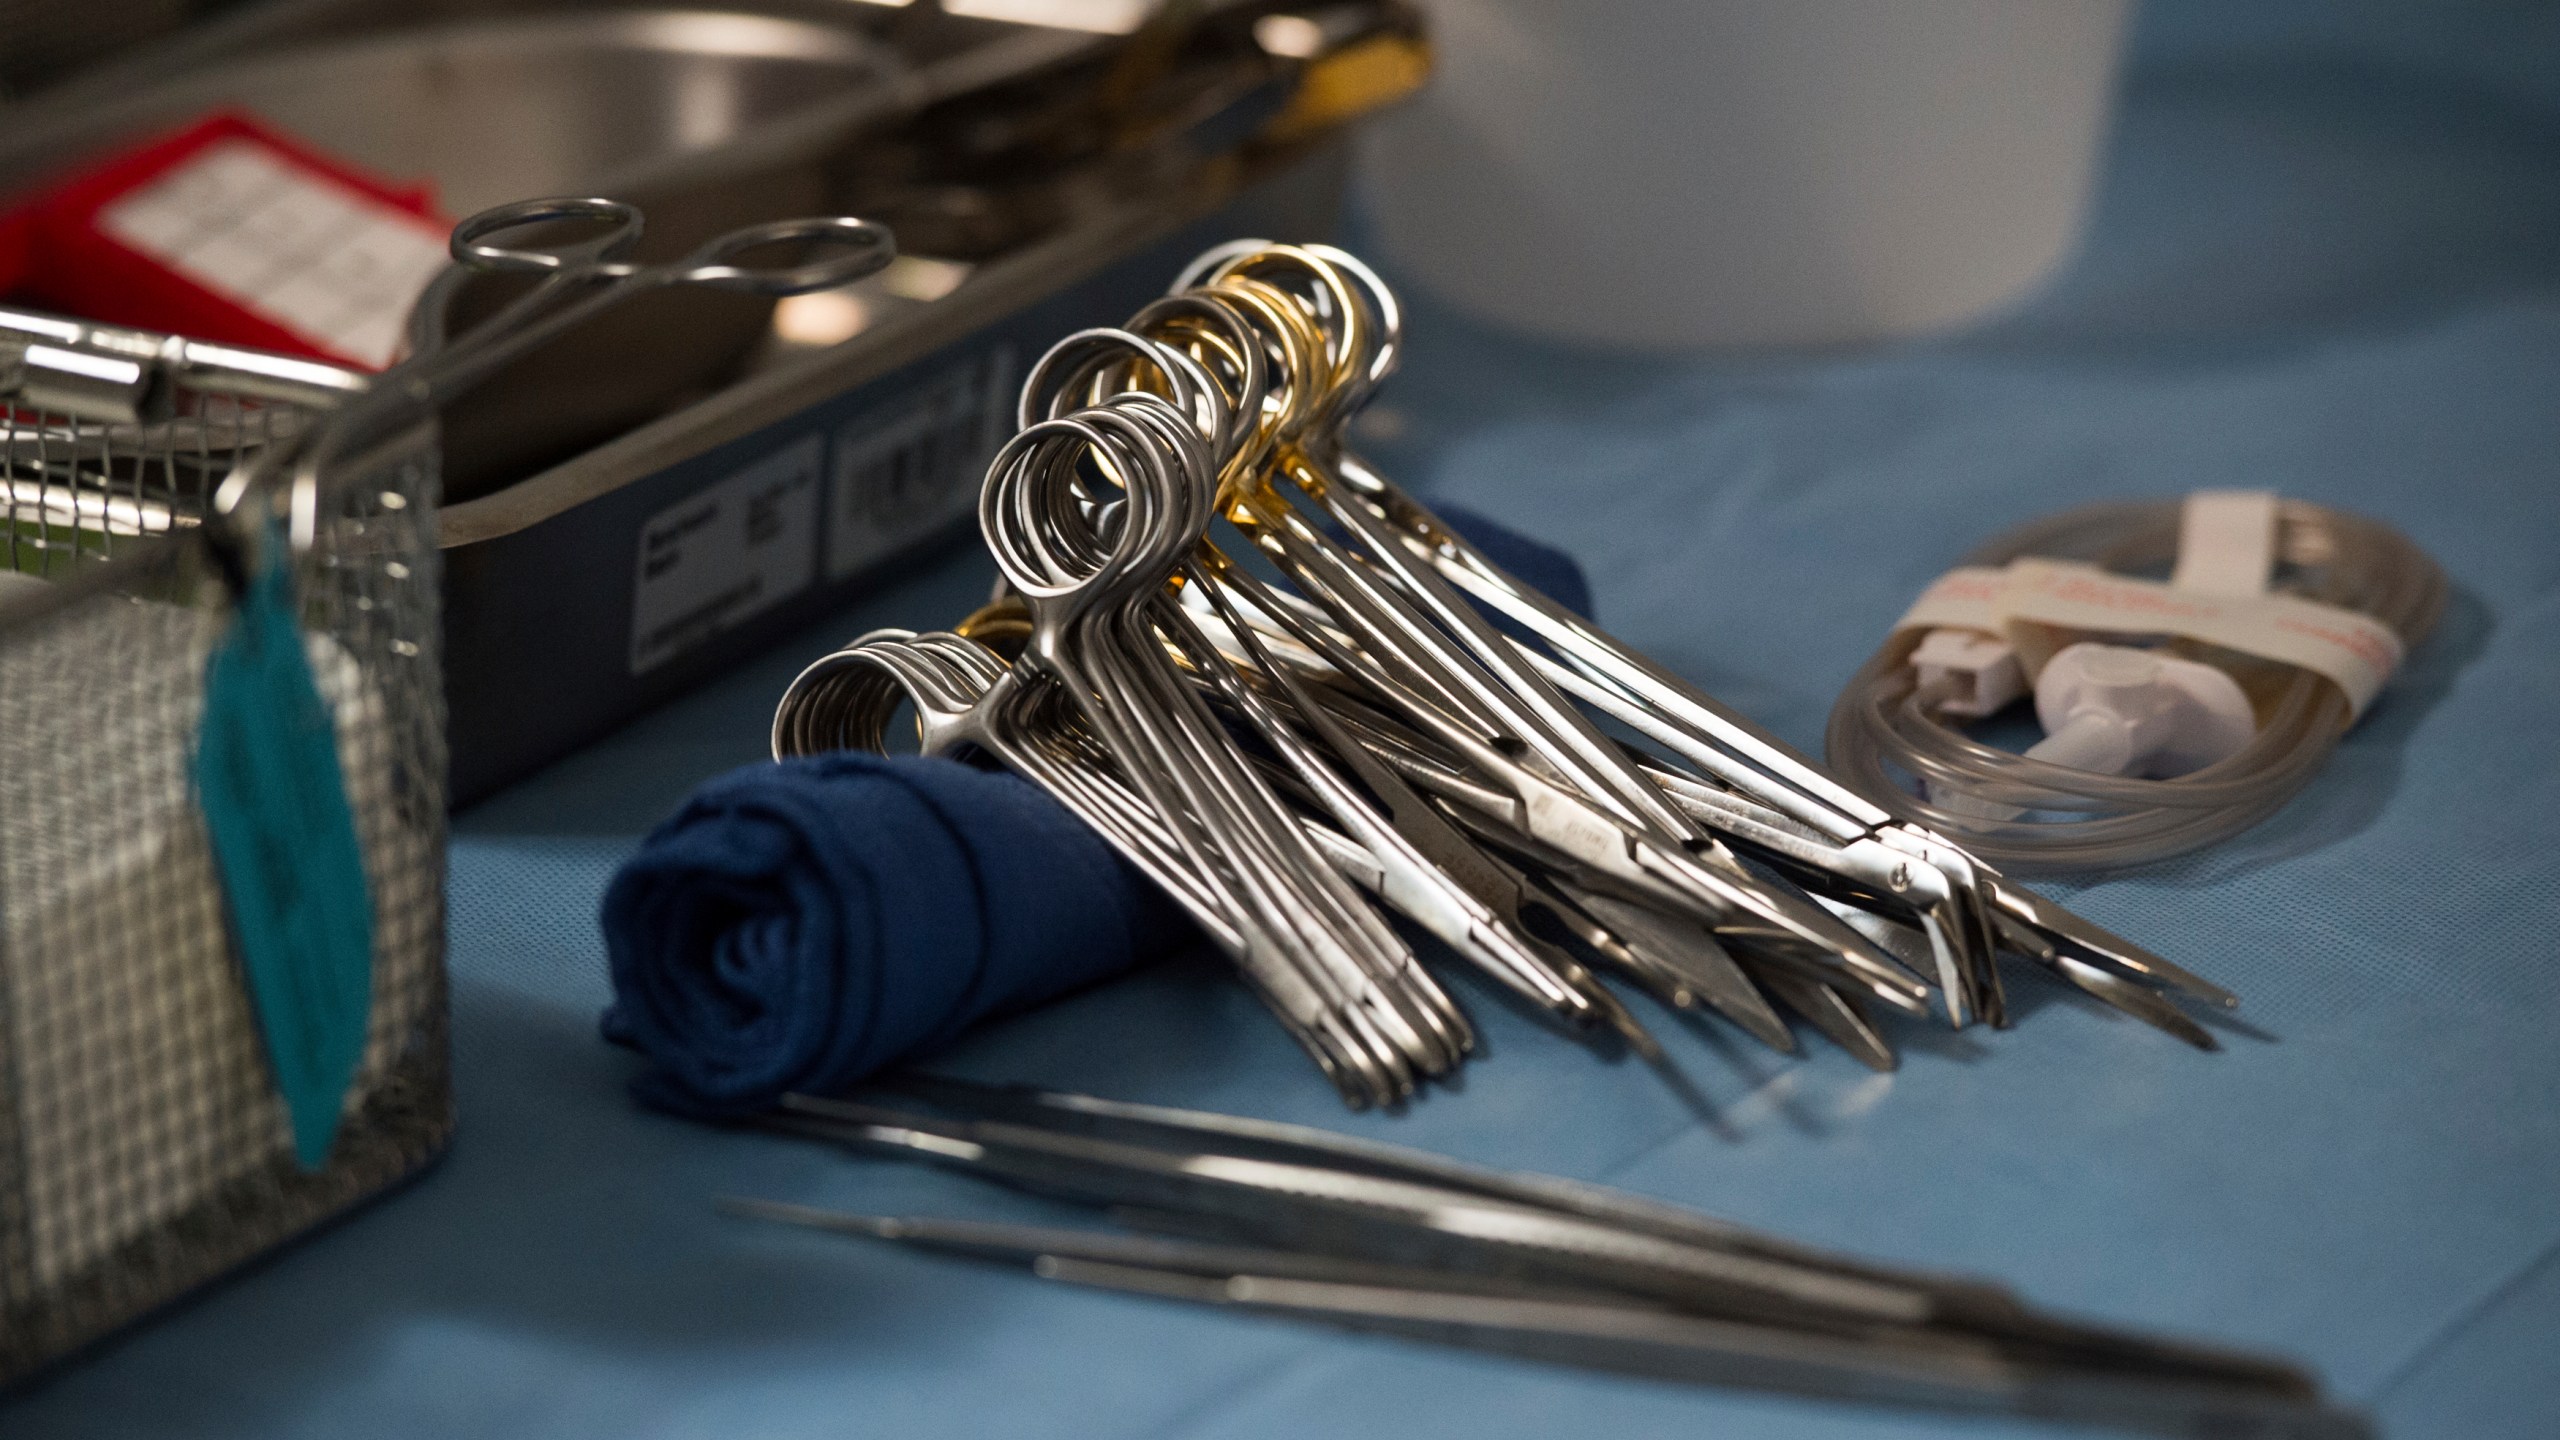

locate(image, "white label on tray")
[[826, 345, 1017, 580], [95, 139, 449, 370], [629, 437, 822, 675]]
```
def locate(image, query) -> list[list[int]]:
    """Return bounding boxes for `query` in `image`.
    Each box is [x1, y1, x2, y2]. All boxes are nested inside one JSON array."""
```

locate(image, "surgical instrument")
[[773, 237, 2236, 1101], [725, 1078, 2363, 1438]]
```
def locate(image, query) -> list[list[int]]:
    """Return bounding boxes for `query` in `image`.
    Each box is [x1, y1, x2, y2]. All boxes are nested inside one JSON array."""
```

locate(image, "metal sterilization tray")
[[440, 140, 1356, 802], [1, 0, 1427, 803]]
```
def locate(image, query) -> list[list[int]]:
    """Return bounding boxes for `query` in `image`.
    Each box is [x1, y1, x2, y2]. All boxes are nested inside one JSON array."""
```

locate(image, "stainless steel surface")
[[0, 306, 372, 414], [0, 9, 924, 492], [291, 192, 894, 548], [0, 282, 448, 1390], [0, 0, 1411, 803], [2, 307, 368, 573], [435, 139, 1354, 806], [727, 1081, 2366, 1438], [0, 11, 912, 212]]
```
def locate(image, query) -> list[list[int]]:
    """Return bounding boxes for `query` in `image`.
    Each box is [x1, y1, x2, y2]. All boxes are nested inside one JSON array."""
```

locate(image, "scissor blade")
[[1575, 969, 1669, 1061], [1715, 857, 1938, 1006], [772, 1086, 2333, 1408], [1567, 887, 1798, 1054], [1988, 879, 2240, 1010], [1437, 789, 1931, 1020], [1986, 915, 2217, 1050], [1756, 971, 1898, 1073], [2047, 955, 2221, 1052], [1495, 769, 1930, 1011]]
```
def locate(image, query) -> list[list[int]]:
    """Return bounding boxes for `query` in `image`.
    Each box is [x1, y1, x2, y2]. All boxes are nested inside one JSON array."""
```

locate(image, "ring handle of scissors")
[[673, 216, 897, 295], [449, 197, 646, 276], [296, 200, 895, 511]]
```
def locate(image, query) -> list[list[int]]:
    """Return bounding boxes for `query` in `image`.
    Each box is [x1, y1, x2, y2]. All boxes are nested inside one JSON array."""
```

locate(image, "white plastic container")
[[1358, 0, 2132, 349]]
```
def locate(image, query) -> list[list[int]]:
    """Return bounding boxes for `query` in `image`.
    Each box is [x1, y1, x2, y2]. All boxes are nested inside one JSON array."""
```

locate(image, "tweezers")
[[730, 1077, 2362, 1438]]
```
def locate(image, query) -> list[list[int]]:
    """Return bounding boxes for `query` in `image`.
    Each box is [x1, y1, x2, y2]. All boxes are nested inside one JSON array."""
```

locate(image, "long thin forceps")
[[725, 1079, 2364, 1439]]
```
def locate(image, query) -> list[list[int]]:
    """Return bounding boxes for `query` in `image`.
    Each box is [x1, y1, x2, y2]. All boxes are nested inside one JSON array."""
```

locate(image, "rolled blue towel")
[[600, 504, 1588, 1116], [602, 753, 1194, 1116]]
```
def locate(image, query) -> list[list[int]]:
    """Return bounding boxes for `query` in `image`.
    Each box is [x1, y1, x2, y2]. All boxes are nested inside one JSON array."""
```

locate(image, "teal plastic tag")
[[195, 523, 374, 1171]]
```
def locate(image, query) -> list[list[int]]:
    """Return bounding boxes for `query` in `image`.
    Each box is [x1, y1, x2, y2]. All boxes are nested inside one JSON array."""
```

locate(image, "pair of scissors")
[[230, 195, 895, 549]]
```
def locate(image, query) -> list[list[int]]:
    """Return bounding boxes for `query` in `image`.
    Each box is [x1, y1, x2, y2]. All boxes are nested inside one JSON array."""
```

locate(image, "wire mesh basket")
[[0, 307, 449, 1382]]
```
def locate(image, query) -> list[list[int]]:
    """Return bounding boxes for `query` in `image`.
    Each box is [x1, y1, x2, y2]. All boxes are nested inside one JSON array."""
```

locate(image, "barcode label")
[[95, 140, 448, 369], [629, 438, 822, 675], [826, 346, 1016, 580]]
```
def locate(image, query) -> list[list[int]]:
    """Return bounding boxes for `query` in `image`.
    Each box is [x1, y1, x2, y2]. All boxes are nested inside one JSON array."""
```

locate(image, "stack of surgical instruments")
[[772, 242, 2236, 1108], [729, 1077, 2361, 1437]]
